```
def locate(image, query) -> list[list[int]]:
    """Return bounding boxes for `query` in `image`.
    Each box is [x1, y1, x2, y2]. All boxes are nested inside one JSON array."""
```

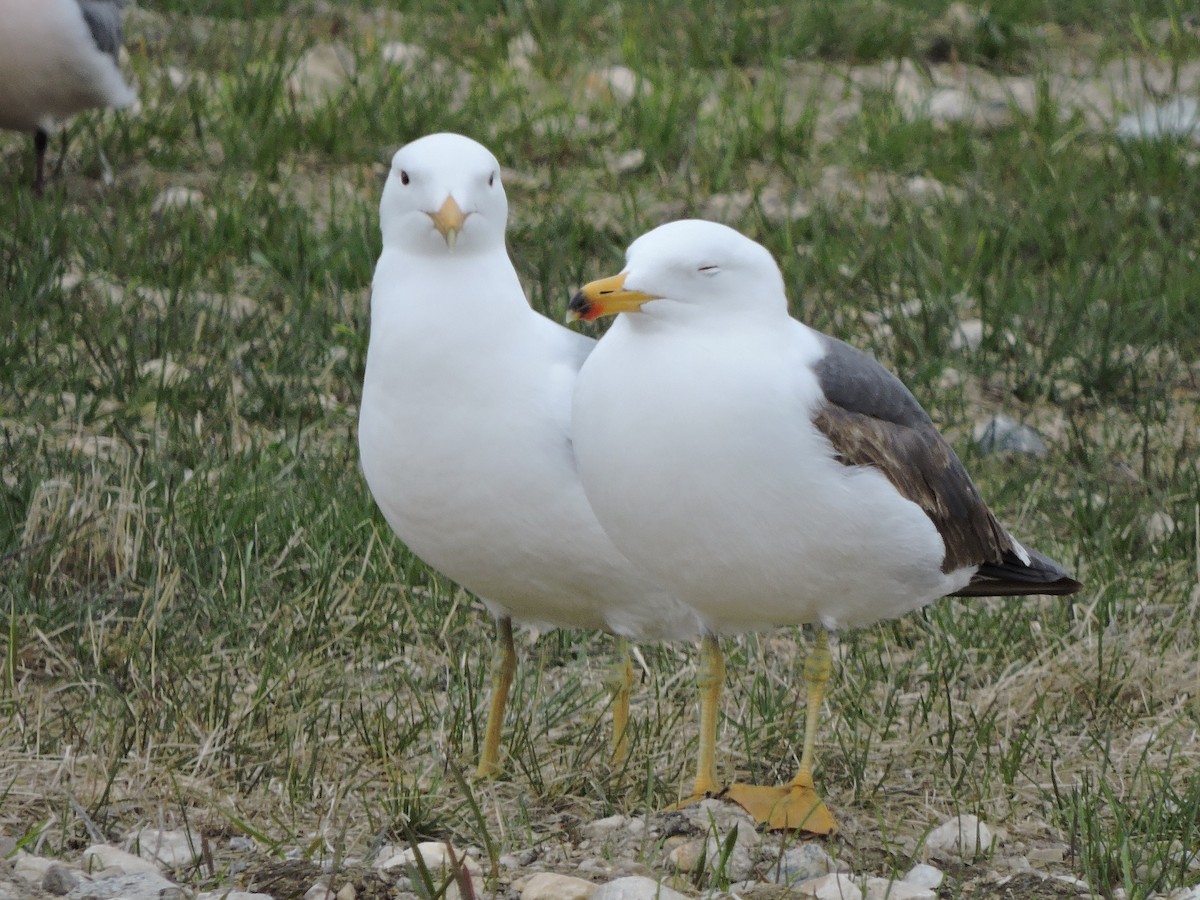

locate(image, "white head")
[[379, 133, 507, 256], [568, 220, 788, 323]]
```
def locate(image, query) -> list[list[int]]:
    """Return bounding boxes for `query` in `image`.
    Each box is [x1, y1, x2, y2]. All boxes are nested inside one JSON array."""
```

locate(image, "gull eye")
[[699, 265, 720, 275], [488, 172, 496, 187], [400, 170, 410, 185]]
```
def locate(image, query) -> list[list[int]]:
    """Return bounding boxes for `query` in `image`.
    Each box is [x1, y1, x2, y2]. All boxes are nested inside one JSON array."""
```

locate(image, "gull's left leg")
[[610, 635, 634, 767], [724, 628, 837, 834], [475, 615, 516, 779]]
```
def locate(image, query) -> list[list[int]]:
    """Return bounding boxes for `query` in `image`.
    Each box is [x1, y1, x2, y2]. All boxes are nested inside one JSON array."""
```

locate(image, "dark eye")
[[400, 170, 410, 185], [699, 265, 719, 274], [488, 172, 496, 187]]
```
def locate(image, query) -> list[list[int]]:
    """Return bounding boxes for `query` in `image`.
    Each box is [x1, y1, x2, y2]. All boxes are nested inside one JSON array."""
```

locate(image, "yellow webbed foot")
[[723, 782, 838, 834]]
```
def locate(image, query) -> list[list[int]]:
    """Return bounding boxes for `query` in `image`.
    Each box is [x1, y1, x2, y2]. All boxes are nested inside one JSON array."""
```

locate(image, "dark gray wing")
[[76, 0, 127, 62], [811, 333, 1081, 596]]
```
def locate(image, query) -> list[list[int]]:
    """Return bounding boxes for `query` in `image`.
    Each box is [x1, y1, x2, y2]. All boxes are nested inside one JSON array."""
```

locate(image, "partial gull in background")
[[358, 133, 701, 777], [0, 0, 136, 194], [568, 219, 1081, 832]]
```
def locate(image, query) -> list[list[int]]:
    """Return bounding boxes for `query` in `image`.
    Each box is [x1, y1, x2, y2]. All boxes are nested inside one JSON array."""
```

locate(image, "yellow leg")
[[724, 629, 837, 834], [610, 635, 634, 768], [670, 634, 725, 805], [475, 616, 516, 780]]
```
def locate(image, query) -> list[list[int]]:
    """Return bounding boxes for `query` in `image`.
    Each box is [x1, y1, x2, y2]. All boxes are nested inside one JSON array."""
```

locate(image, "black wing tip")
[[952, 547, 1084, 598]]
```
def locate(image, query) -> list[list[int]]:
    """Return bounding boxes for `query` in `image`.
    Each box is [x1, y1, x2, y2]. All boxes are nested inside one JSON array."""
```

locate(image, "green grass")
[[2, 2, 1200, 898]]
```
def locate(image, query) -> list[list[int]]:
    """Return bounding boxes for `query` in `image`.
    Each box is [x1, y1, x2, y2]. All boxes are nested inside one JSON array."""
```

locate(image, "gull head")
[[380, 133, 507, 256], [568, 219, 787, 323]]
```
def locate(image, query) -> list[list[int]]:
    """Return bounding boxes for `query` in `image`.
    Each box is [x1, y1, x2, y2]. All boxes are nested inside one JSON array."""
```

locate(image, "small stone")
[[603, 149, 645, 175], [1027, 847, 1065, 865], [520, 872, 597, 899], [303, 884, 335, 900], [794, 872, 864, 900], [42, 863, 83, 895], [381, 42, 425, 70], [378, 842, 480, 875], [130, 828, 202, 869], [228, 836, 256, 853], [924, 814, 1000, 858], [1168, 887, 1200, 900], [666, 839, 704, 872], [14, 856, 55, 883], [82, 845, 161, 876], [580, 66, 650, 105], [903, 863, 943, 888], [288, 44, 356, 104], [1146, 511, 1176, 543], [771, 843, 842, 884], [1117, 96, 1200, 141], [151, 187, 207, 216], [581, 815, 629, 840], [591, 875, 690, 900], [863, 877, 936, 900], [336, 883, 357, 900], [973, 415, 1048, 457], [950, 318, 984, 351], [65, 871, 182, 900]]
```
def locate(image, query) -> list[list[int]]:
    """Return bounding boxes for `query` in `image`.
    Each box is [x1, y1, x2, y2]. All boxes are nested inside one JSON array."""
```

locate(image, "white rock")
[[973, 415, 1048, 457], [42, 862, 84, 894], [378, 842, 481, 874], [381, 42, 425, 70], [603, 149, 645, 174], [590, 876, 690, 900], [581, 66, 650, 105], [863, 877, 936, 900], [82, 845, 161, 876], [581, 814, 630, 840], [151, 186, 206, 215], [771, 843, 844, 884], [65, 871, 182, 900], [130, 828, 202, 869], [950, 318, 984, 351], [1146, 511, 1176, 543], [794, 872, 864, 900], [288, 44, 355, 104], [924, 814, 1000, 858], [303, 884, 335, 900], [336, 883, 357, 900], [13, 856, 55, 883], [903, 863, 944, 889], [520, 872, 598, 899], [1117, 96, 1200, 141], [1168, 887, 1200, 900]]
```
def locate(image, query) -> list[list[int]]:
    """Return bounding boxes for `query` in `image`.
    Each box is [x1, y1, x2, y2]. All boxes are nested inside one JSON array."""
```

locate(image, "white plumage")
[[358, 133, 700, 776]]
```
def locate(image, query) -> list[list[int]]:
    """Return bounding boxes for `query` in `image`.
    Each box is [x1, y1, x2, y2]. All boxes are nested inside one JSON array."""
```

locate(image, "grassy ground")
[[2, 1, 1199, 898]]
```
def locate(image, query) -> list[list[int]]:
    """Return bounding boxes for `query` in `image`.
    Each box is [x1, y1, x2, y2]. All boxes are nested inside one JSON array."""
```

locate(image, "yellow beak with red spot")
[[566, 273, 660, 322], [429, 195, 467, 249]]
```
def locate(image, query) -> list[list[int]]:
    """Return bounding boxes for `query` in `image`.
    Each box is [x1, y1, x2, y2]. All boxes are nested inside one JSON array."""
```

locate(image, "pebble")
[[42, 863, 83, 895], [303, 884, 336, 900], [1146, 511, 1176, 543], [376, 841, 480, 874], [950, 318, 984, 351], [924, 814, 1000, 859], [770, 843, 843, 884], [82, 845, 161, 876], [903, 863, 944, 888], [151, 186, 207, 216], [13, 855, 56, 883], [520, 872, 598, 899], [590, 876, 690, 900], [581, 815, 631, 841], [288, 43, 355, 104], [973, 414, 1048, 457], [381, 42, 426, 71], [130, 827, 202, 869], [65, 871, 184, 900], [1116, 96, 1200, 141], [580, 66, 650, 105], [1168, 888, 1200, 900], [794, 872, 863, 900], [862, 877, 936, 900]]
